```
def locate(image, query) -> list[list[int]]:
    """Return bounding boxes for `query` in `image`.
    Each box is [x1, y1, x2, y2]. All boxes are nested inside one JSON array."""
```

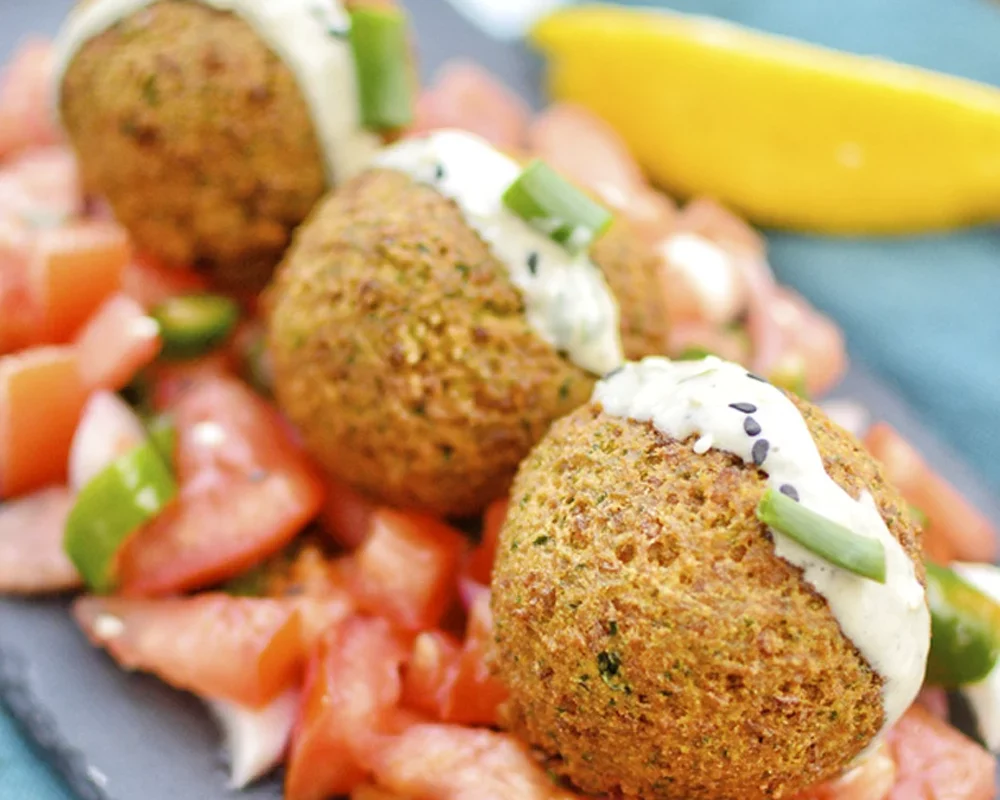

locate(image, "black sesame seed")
[[729, 402, 757, 414], [527, 251, 539, 275], [743, 417, 762, 436], [434, 163, 445, 181], [751, 439, 769, 466], [747, 372, 769, 383], [779, 484, 800, 501]]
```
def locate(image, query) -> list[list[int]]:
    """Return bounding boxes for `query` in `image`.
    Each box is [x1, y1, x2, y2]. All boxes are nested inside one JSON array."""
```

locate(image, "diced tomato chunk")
[[76, 294, 161, 392], [0, 345, 87, 497], [30, 221, 130, 343], [120, 253, 207, 311], [0, 39, 62, 158], [352, 510, 466, 631], [148, 351, 236, 411], [118, 378, 325, 595], [886, 705, 995, 800], [401, 631, 462, 718], [351, 784, 412, 800], [792, 742, 896, 800], [462, 497, 507, 585], [320, 475, 376, 550], [0, 485, 79, 594], [371, 724, 578, 800], [74, 594, 304, 707], [0, 146, 81, 225], [439, 587, 507, 726], [285, 616, 410, 800]]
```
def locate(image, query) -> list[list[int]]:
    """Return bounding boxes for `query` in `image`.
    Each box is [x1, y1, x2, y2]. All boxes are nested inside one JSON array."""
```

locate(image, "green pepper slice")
[[151, 294, 240, 360], [64, 440, 177, 593], [925, 561, 1000, 688]]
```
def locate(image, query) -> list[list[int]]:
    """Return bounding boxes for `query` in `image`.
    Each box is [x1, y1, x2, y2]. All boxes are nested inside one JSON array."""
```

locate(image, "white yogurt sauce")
[[373, 130, 624, 376], [950, 562, 1000, 752], [593, 356, 930, 734], [52, 0, 379, 184]]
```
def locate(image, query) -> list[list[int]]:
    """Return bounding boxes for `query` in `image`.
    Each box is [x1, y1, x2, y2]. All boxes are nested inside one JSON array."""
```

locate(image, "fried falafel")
[[267, 130, 669, 517], [55, 0, 395, 288], [491, 356, 930, 799]]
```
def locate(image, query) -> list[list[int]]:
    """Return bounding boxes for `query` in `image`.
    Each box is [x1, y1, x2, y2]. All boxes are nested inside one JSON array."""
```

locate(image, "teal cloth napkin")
[[4, 1, 1000, 798]]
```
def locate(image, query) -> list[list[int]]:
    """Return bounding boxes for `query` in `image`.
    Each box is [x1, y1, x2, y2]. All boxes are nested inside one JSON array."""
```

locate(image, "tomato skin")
[[148, 351, 236, 411], [462, 496, 507, 586], [74, 594, 304, 707], [285, 616, 410, 800], [370, 724, 578, 800], [0, 40, 62, 158], [351, 784, 412, 800], [118, 378, 325, 596], [75, 293, 161, 392], [886, 705, 995, 800], [352, 510, 466, 631], [0, 345, 87, 498], [320, 475, 376, 550], [0, 485, 79, 594]]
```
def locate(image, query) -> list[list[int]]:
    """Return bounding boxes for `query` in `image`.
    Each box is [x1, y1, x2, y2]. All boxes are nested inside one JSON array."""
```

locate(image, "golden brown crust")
[[267, 168, 595, 517], [491, 395, 922, 799], [60, 0, 327, 288]]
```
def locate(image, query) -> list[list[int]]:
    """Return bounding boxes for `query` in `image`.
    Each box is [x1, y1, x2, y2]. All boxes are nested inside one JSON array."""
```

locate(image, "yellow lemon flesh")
[[532, 5, 1000, 233]]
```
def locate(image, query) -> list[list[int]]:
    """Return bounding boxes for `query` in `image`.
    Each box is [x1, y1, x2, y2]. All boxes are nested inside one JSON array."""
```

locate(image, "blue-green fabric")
[[3, 1, 1000, 798]]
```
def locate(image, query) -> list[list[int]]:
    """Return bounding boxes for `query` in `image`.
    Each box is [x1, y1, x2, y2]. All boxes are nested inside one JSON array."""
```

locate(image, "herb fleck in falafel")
[[267, 130, 669, 517]]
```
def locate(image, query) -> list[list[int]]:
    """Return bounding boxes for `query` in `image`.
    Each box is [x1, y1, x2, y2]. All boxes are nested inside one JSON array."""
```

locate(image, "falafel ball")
[[266, 139, 668, 518], [57, 0, 390, 289], [491, 361, 926, 799]]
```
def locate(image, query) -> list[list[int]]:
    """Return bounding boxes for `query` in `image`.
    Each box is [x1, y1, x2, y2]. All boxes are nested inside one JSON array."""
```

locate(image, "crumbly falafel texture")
[[266, 167, 666, 517], [60, 0, 327, 288], [491, 397, 923, 800]]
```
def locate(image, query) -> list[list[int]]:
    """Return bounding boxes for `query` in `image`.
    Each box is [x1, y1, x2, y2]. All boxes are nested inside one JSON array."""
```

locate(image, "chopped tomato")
[[401, 631, 462, 718], [0, 146, 81, 225], [351, 784, 412, 800], [148, 351, 236, 411], [0, 218, 38, 353], [412, 60, 531, 151], [352, 510, 466, 631], [439, 586, 507, 726], [118, 378, 325, 595], [68, 391, 147, 492], [320, 475, 376, 550], [74, 594, 304, 707], [793, 743, 896, 800], [285, 616, 410, 800], [370, 724, 578, 800], [865, 423, 998, 564], [462, 496, 507, 585], [0, 39, 62, 158], [0, 485, 79, 594], [76, 294, 161, 392], [0, 345, 87, 497], [293, 592, 359, 650], [886, 705, 995, 800], [120, 253, 208, 311], [30, 221, 130, 343]]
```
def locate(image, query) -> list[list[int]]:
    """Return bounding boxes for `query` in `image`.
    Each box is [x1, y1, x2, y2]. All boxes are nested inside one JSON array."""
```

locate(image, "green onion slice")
[[147, 413, 177, 462], [151, 294, 240, 361], [756, 487, 886, 583], [63, 440, 177, 593], [349, 7, 413, 131], [501, 160, 614, 254], [925, 562, 1000, 688]]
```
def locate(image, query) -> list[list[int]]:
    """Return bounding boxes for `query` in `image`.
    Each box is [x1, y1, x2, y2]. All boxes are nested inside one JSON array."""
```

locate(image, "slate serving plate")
[[1, 1, 998, 798]]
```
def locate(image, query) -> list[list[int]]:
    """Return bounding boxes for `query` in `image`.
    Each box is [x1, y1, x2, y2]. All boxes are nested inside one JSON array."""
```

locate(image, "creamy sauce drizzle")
[[52, 0, 379, 184], [593, 356, 930, 734], [373, 130, 624, 376]]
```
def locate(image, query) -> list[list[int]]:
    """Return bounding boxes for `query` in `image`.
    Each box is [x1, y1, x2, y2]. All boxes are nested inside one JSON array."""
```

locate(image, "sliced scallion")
[[501, 160, 613, 254], [63, 440, 177, 593], [349, 7, 413, 130], [756, 487, 886, 583], [151, 294, 240, 360]]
